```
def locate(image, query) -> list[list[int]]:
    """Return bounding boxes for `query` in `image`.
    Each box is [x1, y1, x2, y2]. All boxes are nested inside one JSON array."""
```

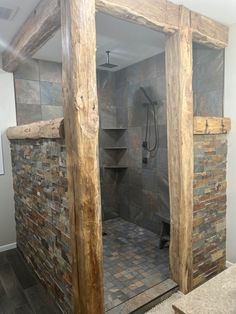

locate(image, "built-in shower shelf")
[[101, 128, 128, 170], [102, 128, 127, 130], [103, 147, 127, 150], [103, 165, 128, 169]]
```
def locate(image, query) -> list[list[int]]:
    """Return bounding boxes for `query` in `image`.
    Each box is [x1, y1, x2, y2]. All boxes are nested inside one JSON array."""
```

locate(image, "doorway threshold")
[[106, 278, 178, 314]]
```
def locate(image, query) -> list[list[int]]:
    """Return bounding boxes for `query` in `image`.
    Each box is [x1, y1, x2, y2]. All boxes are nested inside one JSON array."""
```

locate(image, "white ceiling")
[[34, 30, 62, 63], [0, 0, 236, 70], [33, 12, 166, 71], [0, 0, 40, 52]]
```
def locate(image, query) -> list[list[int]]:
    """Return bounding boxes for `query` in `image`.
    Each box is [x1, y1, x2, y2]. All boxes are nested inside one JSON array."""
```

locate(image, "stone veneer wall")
[[9, 131, 229, 309], [14, 59, 63, 125], [193, 134, 227, 288], [10, 138, 72, 313]]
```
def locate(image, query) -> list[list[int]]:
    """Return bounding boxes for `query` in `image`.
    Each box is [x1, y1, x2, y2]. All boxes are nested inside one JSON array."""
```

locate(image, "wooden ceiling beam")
[[96, 0, 229, 48], [96, 0, 180, 34], [1, 0, 229, 73], [191, 11, 229, 49], [2, 0, 60, 72]]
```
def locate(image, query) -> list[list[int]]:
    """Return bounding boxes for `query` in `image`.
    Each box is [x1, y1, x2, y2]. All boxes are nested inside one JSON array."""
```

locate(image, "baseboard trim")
[[226, 261, 234, 268], [0, 242, 16, 252]]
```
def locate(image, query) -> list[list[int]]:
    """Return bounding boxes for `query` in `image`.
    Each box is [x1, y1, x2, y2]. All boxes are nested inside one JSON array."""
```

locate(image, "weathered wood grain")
[[61, 0, 104, 313], [2, 0, 229, 73], [7, 118, 64, 140], [191, 11, 228, 48], [96, 0, 179, 33], [194, 117, 231, 134], [166, 6, 194, 294], [2, 0, 61, 72]]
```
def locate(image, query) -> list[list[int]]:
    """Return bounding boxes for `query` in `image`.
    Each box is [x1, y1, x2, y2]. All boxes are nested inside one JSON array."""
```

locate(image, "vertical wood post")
[[165, 6, 194, 293], [61, 0, 104, 313]]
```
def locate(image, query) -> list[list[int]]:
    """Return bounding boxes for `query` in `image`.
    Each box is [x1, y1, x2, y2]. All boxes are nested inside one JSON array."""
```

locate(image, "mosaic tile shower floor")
[[103, 218, 169, 311]]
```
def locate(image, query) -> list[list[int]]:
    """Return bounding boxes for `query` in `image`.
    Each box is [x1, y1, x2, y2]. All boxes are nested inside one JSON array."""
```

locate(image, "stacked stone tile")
[[10, 139, 72, 313], [193, 134, 227, 287], [9, 130, 229, 309]]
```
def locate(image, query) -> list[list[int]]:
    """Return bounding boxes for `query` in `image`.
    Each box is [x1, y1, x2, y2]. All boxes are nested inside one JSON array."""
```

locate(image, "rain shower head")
[[99, 50, 118, 69]]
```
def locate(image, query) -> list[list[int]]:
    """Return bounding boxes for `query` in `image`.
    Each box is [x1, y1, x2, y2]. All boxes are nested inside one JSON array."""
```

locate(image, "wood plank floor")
[[0, 249, 61, 314]]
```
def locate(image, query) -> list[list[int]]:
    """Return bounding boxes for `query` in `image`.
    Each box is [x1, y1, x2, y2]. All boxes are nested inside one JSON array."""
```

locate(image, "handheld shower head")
[[140, 87, 162, 107]]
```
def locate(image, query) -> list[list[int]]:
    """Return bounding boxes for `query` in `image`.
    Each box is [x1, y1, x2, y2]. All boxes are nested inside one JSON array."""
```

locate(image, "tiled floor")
[[0, 249, 60, 314], [0, 219, 169, 313], [103, 218, 169, 311]]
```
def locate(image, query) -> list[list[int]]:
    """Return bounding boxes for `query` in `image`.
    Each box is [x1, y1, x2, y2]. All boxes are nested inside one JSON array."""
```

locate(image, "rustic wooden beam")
[[2, 0, 229, 73], [2, 0, 61, 72], [166, 6, 194, 293], [96, 0, 179, 33], [194, 117, 231, 134], [6, 118, 64, 140], [61, 0, 104, 313], [96, 0, 228, 48], [191, 12, 228, 49]]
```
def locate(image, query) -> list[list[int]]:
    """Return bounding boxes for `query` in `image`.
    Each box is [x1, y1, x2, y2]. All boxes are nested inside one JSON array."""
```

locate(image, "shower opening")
[[96, 12, 174, 312]]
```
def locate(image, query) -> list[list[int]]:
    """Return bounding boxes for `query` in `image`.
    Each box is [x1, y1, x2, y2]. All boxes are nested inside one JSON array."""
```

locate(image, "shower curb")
[[106, 278, 178, 314]]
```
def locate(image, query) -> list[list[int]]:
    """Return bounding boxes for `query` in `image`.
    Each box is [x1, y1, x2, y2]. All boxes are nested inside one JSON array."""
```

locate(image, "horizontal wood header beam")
[[191, 12, 229, 49], [7, 118, 64, 140], [7, 116, 231, 139], [2, 0, 61, 72], [96, 0, 179, 33], [194, 117, 231, 134], [2, 0, 229, 72]]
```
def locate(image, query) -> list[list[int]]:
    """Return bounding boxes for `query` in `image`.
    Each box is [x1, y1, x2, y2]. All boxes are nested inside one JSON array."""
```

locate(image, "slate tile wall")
[[10, 139, 72, 313], [12, 46, 225, 231], [193, 134, 227, 288], [112, 53, 169, 234], [14, 59, 63, 125], [14, 64, 123, 221], [193, 43, 224, 117], [110, 45, 225, 233], [9, 134, 228, 311]]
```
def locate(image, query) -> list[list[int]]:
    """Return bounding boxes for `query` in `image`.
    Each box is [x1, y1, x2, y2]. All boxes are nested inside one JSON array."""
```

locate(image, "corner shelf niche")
[[103, 147, 127, 150], [103, 166, 128, 169], [102, 128, 127, 130], [101, 128, 128, 170]]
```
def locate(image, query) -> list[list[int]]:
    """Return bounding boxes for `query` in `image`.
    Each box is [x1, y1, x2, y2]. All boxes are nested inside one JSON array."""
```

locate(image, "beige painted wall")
[[225, 23, 236, 263], [0, 64, 17, 248]]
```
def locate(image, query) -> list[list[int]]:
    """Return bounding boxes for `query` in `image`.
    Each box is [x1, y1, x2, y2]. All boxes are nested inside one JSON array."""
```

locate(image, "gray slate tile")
[[15, 79, 40, 105]]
